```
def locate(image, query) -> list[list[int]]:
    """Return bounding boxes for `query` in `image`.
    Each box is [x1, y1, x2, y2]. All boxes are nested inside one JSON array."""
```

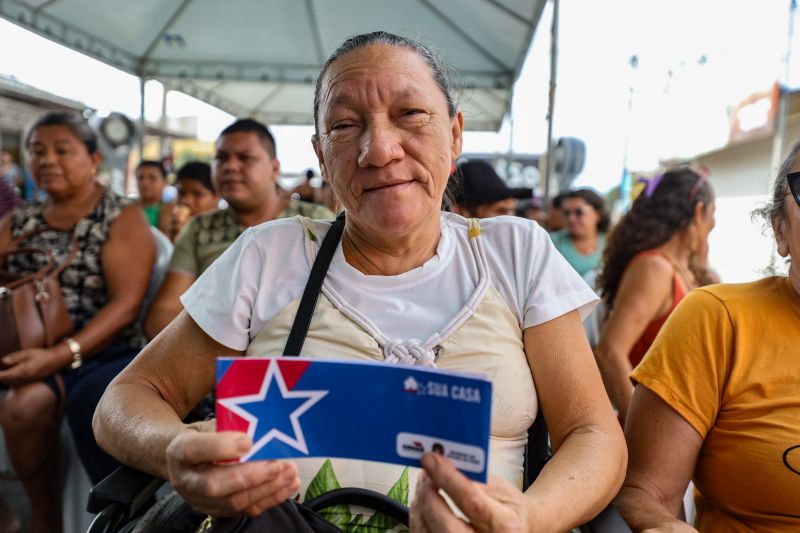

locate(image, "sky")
[[0, 0, 797, 193]]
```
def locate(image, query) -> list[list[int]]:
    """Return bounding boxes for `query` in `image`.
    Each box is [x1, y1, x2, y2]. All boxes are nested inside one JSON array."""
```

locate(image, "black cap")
[[454, 160, 533, 208]]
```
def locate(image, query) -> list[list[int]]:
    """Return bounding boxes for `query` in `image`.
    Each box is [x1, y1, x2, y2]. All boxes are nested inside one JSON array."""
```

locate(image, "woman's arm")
[[615, 385, 701, 532], [594, 255, 674, 420], [94, 311, 300, 516], [412, 310, 627, 532], [0, 205, 156, 384], [522, 308, 627, 530]]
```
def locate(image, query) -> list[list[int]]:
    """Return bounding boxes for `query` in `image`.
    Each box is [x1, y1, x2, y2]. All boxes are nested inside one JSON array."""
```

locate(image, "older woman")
[[94, 32, 625, 531], [616, 147, 800, 531], [594, 168, 715, 422], [0, 112, 154, 532], [549, 188, 610, 277]]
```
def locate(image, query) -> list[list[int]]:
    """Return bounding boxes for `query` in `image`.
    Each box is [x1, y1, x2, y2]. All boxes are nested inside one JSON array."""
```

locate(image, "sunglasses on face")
[[788, 172, 800, 208], [561, 207, 586, 218]]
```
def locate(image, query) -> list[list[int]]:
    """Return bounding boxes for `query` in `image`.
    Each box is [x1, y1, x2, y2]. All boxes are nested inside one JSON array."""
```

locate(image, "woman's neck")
[[44, 182, 102, 229], [570, 231, 598, 255], [342, 217, 441, 276], [658, 235, 695, 287]]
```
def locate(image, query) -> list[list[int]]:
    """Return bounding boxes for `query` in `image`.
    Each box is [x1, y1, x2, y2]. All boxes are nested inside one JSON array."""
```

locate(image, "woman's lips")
[[365, 181, 412, 194]]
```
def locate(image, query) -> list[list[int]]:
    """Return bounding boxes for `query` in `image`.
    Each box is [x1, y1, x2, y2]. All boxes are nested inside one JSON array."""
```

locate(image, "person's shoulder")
[[628, 251, 674, 278], [445, 213, 543, 238], [283, 199, 335, 220], [697, 277, 791, 307]]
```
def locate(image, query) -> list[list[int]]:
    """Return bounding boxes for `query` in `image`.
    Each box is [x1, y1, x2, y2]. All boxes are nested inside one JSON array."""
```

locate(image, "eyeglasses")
[[561, 207, 586, 218], [788, 171, 800, 208]]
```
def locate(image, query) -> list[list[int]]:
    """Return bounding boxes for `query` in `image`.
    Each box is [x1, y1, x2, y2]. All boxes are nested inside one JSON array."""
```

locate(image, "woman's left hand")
[[410, 453, 536, 532], [0, 348, 66, 386]]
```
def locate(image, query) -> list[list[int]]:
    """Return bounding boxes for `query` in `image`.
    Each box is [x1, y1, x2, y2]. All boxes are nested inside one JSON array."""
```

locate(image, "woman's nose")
[[357, 123, 403, 167]]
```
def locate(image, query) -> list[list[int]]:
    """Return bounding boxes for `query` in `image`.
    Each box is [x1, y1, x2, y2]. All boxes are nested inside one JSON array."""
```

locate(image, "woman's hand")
[[410, 453, 537, 532], [0, 347, 67, 386], [165, 421, 301, 517]]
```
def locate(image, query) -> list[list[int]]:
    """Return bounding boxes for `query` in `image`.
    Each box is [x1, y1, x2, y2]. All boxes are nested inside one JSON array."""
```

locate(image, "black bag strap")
[[283, 213, 345, 356]]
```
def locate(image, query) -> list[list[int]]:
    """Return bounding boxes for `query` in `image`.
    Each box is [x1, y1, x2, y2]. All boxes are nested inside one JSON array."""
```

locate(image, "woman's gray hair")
[[312, 31, 459, 134], [753, 139, 800, 229]]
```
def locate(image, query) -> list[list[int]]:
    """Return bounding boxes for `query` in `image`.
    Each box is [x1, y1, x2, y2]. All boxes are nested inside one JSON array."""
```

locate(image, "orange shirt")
[[632, 277, 800, 532]]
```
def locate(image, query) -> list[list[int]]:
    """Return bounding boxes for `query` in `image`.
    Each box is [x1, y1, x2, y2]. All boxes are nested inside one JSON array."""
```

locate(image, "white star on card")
[[218, 362, 328, 459]]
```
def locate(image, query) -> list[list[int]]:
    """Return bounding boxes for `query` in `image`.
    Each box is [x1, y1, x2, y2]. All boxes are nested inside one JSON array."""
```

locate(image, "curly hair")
[[598, 167, 714, 309]]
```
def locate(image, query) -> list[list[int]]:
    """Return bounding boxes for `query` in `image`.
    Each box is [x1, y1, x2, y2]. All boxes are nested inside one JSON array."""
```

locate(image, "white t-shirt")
[[181, 213, 598, 351]]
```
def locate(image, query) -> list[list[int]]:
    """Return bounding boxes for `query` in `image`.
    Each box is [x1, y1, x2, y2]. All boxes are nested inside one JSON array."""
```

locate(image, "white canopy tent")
[[0, 0, 546, 132]]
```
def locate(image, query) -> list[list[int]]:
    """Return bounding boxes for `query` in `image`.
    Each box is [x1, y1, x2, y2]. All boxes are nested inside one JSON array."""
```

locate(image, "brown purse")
[[0, 227, 78, 358]]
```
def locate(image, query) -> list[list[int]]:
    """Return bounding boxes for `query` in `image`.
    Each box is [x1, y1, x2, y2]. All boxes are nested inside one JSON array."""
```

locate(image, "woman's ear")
[[773, 214, 790, 257], [311, 134, 328, 181]]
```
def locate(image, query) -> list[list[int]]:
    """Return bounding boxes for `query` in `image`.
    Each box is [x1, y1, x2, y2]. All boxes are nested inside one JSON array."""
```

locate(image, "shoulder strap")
[[283, 213, 345, 356]]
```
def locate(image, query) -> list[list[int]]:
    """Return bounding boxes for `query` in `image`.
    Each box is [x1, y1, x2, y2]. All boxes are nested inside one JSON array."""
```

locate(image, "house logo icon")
[[403, 376, 419, 393]]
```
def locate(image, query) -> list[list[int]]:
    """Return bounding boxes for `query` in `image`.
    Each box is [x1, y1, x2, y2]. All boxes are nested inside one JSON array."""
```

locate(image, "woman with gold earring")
[[593, 167, 716, 424]]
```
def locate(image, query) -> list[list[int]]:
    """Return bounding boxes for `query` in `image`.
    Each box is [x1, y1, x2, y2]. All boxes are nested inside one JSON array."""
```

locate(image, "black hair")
[[26, 111, 98, 154], [136, 160, 167, 179], [176, 161, 214, 193], [313, 31, 458, 135], [562, 188, 611, 232], [219, 118, 277, 159], [598, 167, 714, 309]]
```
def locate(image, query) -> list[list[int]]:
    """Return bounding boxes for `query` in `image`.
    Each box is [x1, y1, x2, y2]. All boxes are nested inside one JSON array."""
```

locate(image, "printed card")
[[215, 356, 492, 482]]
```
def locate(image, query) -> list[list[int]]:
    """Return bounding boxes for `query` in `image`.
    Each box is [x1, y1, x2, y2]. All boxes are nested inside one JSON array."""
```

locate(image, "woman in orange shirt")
[[594, 168, 716, 423], [616, 143, 800, 532]]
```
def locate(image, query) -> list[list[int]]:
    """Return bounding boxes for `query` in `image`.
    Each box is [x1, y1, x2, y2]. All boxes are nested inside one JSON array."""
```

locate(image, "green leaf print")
[[306, 227, 318, 242], [305, 459, 351, 526], [361, 467, 410, 531]]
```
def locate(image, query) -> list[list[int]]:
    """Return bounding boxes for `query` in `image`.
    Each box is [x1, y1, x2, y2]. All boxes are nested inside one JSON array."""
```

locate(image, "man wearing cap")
[[452, 159, 532, 218]]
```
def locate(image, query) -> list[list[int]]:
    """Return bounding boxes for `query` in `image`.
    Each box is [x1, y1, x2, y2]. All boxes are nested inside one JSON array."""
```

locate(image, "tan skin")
[[594, 201, 716, 422], [95, 44, 626, 528], [616, 183, 797, 532], [163, 178, 221, 240], [142, 132, 283, 340], [0, 124, 154, 533]]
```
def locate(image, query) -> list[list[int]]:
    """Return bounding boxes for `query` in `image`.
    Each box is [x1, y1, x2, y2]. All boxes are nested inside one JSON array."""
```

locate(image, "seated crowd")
[[0, 31, 797, 533]]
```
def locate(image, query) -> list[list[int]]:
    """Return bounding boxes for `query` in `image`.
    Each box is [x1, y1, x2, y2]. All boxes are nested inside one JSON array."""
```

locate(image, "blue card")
[[215, 357, 492, 482]]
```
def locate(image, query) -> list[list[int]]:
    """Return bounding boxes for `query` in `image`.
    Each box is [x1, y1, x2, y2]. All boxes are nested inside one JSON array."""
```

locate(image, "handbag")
[[0, 226, 78, 358]]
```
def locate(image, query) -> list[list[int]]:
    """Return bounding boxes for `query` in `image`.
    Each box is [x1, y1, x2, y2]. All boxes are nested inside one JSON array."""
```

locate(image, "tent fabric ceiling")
[[1, 0, 546, 131]]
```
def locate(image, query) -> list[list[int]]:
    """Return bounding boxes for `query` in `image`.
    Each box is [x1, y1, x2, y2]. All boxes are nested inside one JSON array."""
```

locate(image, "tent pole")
[[543, 0, 560, 207], [139, 76, 146, 163]]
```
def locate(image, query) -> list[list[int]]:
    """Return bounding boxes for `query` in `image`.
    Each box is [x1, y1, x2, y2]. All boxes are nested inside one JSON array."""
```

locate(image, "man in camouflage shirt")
[[143, 119, 333, 339]]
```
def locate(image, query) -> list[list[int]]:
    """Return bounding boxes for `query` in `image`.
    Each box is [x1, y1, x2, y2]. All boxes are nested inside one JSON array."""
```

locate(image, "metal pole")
[[543, 0, 559, 207], [138, 76, 146, 163]]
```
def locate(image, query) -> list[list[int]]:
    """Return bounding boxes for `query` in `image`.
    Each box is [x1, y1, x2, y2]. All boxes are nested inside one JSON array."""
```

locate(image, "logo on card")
[[396, 432, 485, 473], [403, 376, 419, 393]]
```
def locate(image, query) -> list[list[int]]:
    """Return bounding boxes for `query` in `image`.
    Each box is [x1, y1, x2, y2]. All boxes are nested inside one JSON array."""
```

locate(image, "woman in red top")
[[594, 168, 716, 424]]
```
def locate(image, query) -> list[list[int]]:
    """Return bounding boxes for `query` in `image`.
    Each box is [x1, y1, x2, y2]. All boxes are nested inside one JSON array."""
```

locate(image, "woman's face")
[[136, 165, 166, 204], [27, 125, 100, 197], [312, 44, 463, 236], [177, 179, 219, 215], [562, 197, 600, 239]]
